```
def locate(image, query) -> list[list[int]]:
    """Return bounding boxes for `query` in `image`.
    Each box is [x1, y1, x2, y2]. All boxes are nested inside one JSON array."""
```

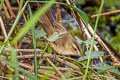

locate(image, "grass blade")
[[28, 4, 38, 80], [0, 1, 28, 54], [9, 47, 19, 80], [83, 0, 104, 80], [11, 0, 55, 44], [0, 0, 4, 11]]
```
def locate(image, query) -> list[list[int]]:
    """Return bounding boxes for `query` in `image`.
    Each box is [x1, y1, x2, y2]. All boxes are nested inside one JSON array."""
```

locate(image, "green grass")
[[1, 0, 120, 80], [28, 4, 38, 80], [0, 0, 4, 11], [83, 0, 104, 80], [0, 0, 55, 79]]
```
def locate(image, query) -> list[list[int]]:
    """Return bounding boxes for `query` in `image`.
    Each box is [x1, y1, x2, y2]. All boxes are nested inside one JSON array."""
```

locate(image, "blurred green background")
[[74, 0, 120, 53]]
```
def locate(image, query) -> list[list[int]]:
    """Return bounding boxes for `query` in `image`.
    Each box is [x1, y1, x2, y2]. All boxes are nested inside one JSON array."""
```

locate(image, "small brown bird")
[[41, 9, 81, 56]]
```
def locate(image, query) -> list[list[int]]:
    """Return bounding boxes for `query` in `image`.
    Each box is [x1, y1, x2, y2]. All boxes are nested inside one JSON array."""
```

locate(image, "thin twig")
[[0, 76, 8, 79], [17, 54, 48, 59], [39, 66, 69, 71], [56, 4, 62, 25], [66, 0, 103, 62], [0, 16, 8, 38], [46, 57, 65, 78], [91, 9, 120, 18], [17, 0, 27, 22], [87, 24, 120, 64], [55, 56, 80, 70], [19, 62, 32, 70], [3, 4, 10, 18], [5, 48, 42, 52], [5, 0, 15, 17]]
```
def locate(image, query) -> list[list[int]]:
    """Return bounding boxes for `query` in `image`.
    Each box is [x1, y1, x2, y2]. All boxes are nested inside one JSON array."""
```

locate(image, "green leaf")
[[84, 38, 98, 50], [92, 63, 120, 75], [78, 51, 104, 61], [46, 31, 67, 42], [85, 38, 98, 47], [35, 29, 46, 38], [46, 32, 59, 42], [75, 36, 83, 44]]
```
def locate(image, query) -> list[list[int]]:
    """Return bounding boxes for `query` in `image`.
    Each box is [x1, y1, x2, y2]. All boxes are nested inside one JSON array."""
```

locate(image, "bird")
[[41, 8, 81, 56]]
